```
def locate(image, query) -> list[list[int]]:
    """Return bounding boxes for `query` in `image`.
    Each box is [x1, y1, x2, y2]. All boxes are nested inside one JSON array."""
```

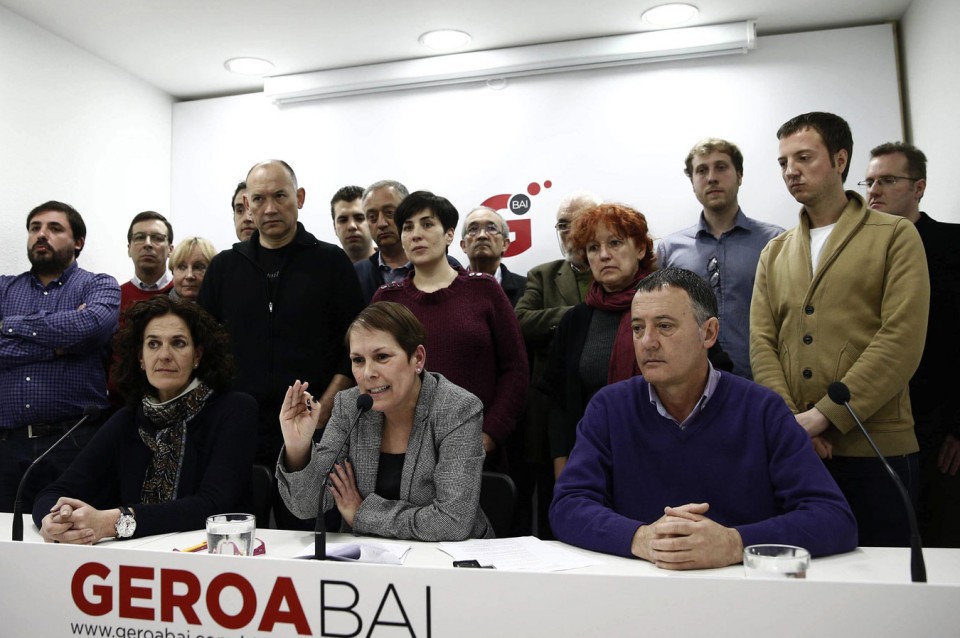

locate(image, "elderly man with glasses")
[[512, 191, 601, 538], [459, 206, 526, 306]]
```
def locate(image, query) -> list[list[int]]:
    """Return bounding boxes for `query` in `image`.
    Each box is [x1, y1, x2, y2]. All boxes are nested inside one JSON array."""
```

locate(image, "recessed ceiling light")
[[418, 29, 472, 52], [641, 3, 700, 27], [224, 57, 275, 76]]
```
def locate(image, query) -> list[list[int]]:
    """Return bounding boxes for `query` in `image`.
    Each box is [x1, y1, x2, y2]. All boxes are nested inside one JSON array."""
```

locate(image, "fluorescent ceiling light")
[[419, 29, 472, 52], [224, 57, 274, 76], [642, 3, 700, 27], [265, 21, 755, 104]]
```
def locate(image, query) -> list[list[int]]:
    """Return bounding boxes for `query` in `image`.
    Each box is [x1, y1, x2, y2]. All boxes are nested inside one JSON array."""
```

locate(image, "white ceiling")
[[0, 0, 913, 101]]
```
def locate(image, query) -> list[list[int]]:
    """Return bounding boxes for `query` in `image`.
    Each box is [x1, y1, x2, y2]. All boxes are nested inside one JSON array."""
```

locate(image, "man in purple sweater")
[[550, 268, 857, 569]]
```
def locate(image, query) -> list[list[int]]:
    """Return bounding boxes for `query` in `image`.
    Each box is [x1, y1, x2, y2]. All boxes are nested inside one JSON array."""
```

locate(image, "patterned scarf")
[[139, 378, 213, 504], [584, 267, 653, 384]]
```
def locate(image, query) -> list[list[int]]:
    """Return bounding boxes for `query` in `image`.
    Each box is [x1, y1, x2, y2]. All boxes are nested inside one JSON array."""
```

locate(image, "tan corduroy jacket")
[[751, 192, 929, 457]]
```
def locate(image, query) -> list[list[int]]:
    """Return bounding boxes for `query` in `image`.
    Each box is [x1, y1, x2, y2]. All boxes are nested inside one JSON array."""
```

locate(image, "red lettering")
[[72, 562, 113, 616], [119, 565, 155, 621], [258, 576, 311, 635], [160, 568, 202, 625], [504, 219, 531, 256], [206, 572, 257, 630]]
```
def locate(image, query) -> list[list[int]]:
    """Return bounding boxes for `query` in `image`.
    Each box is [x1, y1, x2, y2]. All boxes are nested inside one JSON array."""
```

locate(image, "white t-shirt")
[[809, 223, 836, 273]]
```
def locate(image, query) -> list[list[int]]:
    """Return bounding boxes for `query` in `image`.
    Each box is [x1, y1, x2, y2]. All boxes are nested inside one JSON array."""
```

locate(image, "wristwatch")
[[115, 506, 136, 539]]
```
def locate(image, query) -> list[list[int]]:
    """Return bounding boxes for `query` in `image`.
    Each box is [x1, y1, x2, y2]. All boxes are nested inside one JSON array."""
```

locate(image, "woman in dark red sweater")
[[372, 191, 528, 469]]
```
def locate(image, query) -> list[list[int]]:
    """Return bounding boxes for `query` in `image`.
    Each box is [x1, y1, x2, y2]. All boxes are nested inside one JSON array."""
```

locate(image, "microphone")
[[827, 382, 926, 583], [314, 393, 373, 560], [12, 406, 101, 542]]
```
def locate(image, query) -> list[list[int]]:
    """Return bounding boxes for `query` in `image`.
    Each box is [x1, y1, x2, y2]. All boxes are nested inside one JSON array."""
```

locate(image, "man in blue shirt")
[[657, 138, 783, 379], [0, 201, 120, 512]]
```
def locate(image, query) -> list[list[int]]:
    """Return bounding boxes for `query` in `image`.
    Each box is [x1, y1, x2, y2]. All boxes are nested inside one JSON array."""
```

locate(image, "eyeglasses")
[[465, 223, 503, 237], [131, 233, 168, 245], [856, 175, 920, 189], [707, 256, 720, 289]]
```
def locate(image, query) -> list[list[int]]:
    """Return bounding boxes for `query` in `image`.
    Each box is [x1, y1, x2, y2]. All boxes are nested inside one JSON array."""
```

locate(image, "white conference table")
[[6, 512, 960, 584], [3, 513, 960, 637]]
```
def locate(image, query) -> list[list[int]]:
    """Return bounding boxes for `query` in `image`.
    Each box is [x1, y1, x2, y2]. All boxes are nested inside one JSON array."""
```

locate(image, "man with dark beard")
[[0, 201, 120, 514]]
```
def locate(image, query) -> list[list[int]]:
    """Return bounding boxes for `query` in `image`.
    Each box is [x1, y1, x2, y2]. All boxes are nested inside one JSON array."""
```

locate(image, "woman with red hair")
[[540, 203, 656, 479]]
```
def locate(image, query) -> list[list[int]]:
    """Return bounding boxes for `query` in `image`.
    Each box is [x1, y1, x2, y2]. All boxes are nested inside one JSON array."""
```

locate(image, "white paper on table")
[[438, 536, 597, 571], [298, 541, 411, 564]]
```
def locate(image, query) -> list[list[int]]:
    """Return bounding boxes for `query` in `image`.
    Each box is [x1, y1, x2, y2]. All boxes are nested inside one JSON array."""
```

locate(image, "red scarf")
[[585, 267, 653, 384]]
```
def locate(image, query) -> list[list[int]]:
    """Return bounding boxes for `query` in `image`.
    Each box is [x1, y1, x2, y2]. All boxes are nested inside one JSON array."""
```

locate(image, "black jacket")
[[199, 224, 363, 415], [499, 263, 527, 307]]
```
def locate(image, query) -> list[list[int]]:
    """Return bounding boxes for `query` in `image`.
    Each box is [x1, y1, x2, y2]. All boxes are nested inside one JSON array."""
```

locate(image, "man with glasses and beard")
[[0, 201, 119, 514]]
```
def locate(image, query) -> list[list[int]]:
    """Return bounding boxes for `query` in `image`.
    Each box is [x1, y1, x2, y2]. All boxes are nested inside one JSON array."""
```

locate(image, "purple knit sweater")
[[550, 372, 858, 558], [373, 271, 529, 446]]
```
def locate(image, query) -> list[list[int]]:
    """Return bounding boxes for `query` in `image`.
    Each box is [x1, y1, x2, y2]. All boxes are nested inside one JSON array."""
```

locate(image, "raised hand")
[[279, 379, 321, 471]]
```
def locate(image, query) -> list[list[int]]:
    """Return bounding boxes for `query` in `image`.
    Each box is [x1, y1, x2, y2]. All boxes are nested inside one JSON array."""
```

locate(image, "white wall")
[[171, 25, 902, 275], [0, 4, 173, 282], [901, 0, 960, 221]]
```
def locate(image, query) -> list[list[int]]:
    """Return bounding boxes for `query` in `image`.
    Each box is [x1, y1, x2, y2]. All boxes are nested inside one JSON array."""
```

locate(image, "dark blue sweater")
[[550, 372, 857, 558]]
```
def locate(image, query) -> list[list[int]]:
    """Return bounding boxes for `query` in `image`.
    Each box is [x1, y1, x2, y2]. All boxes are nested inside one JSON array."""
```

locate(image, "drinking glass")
[[206, 513, 256, 556], [743, 544, 810, 579]]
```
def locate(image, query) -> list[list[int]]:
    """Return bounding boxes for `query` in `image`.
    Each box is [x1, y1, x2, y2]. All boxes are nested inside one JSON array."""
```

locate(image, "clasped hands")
[[39, 497, 115, 544], [631, 502, 743, 570]]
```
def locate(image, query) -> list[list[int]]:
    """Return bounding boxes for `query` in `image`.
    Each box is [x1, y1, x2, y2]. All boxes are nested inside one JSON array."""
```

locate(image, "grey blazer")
[[278, 372, 492, 540]]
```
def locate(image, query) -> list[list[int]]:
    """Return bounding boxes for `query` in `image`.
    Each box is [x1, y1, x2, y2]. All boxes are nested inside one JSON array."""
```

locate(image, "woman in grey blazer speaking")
[[277, 301, 492, 540]]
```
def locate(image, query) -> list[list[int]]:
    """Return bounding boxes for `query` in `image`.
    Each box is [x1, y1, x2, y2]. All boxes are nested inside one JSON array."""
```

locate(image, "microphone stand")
[[314, 394, 373, 560], [12, 407, 100, 542], [828, 382, 926, 582]]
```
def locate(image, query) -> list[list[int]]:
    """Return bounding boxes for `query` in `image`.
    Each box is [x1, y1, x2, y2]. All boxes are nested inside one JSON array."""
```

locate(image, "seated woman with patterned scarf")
[[33, 295, 257, 543]]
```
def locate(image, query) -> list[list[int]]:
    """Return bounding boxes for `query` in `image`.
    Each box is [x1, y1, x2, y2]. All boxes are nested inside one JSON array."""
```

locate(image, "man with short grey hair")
[[460, 206, 526, 306], [551, 268, 856, 567]]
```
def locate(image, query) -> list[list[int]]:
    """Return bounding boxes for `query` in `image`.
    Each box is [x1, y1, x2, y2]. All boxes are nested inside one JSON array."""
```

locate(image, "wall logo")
[[480, 180, 552, 257]]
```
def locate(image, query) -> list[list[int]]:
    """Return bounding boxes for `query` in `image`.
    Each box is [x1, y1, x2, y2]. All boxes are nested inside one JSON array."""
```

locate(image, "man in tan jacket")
[[751, 112, 929, 547]]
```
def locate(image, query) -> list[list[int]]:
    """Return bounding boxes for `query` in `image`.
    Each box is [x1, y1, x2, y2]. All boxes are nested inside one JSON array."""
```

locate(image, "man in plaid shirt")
[[0, 201, 119, 513]]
